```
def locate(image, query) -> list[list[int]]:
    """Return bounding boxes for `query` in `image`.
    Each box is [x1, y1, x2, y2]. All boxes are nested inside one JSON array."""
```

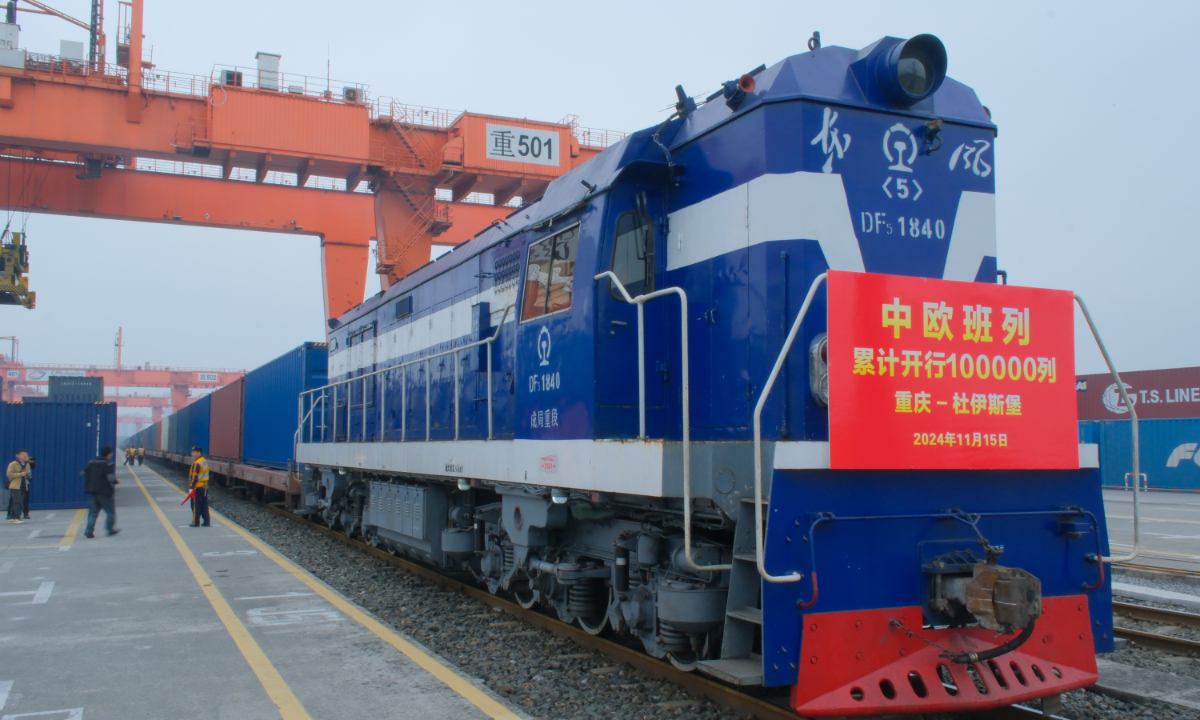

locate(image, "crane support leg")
[[170, 385, 188, 415], [126, 0, 143, 123], [321, 239, 369, 328]]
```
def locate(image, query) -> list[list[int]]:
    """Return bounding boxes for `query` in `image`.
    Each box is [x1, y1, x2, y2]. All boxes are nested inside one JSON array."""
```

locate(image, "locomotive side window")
[[521, 225, 578, 321], [609, 212, 654, 300]]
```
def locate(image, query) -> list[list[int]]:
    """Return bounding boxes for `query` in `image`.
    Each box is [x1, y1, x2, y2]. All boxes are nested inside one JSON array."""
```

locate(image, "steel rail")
[[1115, 563, 1200, 580], [1112, 626, 1200, 656], [1112, 599, 1200, 655], [1108, 600, 1200, 657], [256, 503, 796, 720], [1113, 601, 1200, 631]]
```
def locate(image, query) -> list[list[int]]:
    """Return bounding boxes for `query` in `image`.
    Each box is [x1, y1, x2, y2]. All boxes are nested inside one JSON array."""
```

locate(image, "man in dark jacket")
[[82, 446, 119, 538]]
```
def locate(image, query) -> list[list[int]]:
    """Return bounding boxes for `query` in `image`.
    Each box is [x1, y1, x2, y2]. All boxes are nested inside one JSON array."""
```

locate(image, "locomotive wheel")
[[668, 652, 700, 672], [514, 587, 538, 610], [577, 588, 612, 635], [577, 612, 607, 635]]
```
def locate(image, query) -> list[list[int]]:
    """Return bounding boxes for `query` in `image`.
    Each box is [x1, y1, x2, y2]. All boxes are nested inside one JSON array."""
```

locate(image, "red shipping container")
[[1076, 366, 1200, 420], [209, 377, 244, 462]]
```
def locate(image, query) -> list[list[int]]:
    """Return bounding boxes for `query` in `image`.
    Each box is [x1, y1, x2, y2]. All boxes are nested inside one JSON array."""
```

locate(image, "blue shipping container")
[[188, 395, 211, 454], [167, 413, 180, 454], [0, 401, 118, 509], [175, 404, 192, 455], [243, 342, 328, 469], [1080, 418, 1200, 491]]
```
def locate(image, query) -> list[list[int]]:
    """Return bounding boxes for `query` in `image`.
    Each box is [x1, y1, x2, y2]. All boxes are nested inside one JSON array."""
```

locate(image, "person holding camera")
[[6, 449, 31, 524]]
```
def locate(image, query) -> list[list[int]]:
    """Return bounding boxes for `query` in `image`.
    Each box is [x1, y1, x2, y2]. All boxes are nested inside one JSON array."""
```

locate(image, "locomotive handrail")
[[1076, 293, 1140, 563], [298, 305, 513, 445], [594, 271, 730, 574], [752, 272, 828, 584], [293, 392, 328, 462]]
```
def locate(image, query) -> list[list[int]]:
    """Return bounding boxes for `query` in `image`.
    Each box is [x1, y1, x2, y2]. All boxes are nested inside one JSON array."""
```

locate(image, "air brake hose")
[[947, 617, 1037, 664]]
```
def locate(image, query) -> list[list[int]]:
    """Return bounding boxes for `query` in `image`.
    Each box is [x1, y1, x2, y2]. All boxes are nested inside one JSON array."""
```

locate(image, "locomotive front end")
[[297, 27, 1113, 720], [657, 33, 1108, 716]]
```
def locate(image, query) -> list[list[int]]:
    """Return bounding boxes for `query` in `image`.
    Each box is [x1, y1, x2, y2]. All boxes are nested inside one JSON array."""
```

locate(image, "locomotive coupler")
[[928, 559, 1043, 634]]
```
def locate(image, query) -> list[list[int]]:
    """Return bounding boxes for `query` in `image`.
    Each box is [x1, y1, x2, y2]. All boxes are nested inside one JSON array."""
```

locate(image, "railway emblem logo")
[[811, 107, 851, 174], [537, 327, 552, 367], [882, 123, 918, 173], [1102, 382, 1135, 414]]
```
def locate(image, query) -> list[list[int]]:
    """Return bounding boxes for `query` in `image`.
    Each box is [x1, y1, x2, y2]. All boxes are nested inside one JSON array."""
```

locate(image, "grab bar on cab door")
[[752, 273, 828, 584], [595, 271, 730, 574]]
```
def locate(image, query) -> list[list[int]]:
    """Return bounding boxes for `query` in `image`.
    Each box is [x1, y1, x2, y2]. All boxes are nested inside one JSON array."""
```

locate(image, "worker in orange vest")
[[188, 446, 211, 528]]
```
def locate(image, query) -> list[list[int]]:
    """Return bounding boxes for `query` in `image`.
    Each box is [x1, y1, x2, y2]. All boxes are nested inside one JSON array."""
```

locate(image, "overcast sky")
[[0, 0, 1193, 377]]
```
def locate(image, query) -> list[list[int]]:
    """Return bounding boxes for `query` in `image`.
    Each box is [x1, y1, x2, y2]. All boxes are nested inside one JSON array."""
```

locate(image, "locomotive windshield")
[[609, 212, 655, 300]]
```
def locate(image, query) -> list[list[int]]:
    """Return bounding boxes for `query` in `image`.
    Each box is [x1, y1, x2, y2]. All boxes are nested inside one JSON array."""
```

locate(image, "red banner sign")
[[827, 270, 1078, 470]]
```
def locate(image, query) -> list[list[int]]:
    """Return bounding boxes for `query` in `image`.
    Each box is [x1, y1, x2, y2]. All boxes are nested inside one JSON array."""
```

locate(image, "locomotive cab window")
[[609, 212, 654, 300], [521, 225, 578, 322]]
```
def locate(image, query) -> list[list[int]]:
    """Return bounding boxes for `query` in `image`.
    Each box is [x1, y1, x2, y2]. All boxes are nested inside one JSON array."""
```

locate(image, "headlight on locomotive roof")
[[877, 33, 948, 106]]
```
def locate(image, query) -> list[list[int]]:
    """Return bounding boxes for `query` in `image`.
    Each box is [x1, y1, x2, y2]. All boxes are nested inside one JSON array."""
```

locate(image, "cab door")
[[596, 192, 666, 436]]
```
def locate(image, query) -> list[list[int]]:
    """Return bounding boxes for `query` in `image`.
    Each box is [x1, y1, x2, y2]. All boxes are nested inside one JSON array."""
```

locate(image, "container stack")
[[1078, 366, 1200, 491]]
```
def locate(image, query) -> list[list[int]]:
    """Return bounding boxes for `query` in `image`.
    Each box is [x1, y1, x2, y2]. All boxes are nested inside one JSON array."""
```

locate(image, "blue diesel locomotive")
[[294, 33, 1111, 716]]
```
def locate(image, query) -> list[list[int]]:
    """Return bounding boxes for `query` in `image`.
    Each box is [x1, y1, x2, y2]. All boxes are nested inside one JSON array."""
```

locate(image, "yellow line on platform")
[[61, 508, 84, 547], [142, 464, 521, 720], [131, 468, 312, 720]]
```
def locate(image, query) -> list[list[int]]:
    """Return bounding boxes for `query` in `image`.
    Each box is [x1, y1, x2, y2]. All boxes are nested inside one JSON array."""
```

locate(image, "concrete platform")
[[0, 464, 525, 720]]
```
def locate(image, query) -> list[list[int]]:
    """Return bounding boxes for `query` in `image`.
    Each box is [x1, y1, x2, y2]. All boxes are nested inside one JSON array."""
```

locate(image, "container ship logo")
[[1103, 382, 1135, 414]]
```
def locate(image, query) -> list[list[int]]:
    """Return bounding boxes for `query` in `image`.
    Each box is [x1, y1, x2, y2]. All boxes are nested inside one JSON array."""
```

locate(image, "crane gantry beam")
[[0, 0, 617, 324]]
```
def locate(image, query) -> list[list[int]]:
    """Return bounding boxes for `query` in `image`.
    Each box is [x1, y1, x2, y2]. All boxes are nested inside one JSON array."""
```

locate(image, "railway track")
[[1113, 600, 1200, 656], [254, 502, 1064, 720], [1117, 563, 1200, 580]]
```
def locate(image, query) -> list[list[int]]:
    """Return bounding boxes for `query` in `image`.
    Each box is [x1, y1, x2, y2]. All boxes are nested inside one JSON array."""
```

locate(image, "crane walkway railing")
[[298, 306, 512, 447]]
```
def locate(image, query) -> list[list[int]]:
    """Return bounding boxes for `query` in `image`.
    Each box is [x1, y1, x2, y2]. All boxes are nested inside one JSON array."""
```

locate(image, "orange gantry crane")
[[0, 0, 620, 324], [1, 330, 242, 429]]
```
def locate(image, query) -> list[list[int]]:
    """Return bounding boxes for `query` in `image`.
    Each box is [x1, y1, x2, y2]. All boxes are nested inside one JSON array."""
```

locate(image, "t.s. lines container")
[[209, 377, 244, 462], [243, 342, 327, 469], [1077, 367, 1200, 421], [0, 401, 117, 509]]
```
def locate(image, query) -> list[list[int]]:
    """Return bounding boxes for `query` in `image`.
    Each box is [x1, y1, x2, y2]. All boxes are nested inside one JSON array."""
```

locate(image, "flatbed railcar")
[[135, 33, 1116, 717]]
